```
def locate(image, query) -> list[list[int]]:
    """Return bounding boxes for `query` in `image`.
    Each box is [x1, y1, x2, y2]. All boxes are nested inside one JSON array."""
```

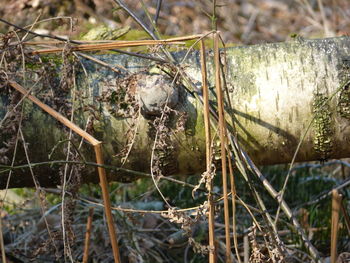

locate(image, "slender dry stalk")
[[8, 81, 121, 263], [331, 189, 342, 263], [216, 33, 241, 262], [83, 207, 94, 263], [94, 144, 121, 262], [30, 34, 204, 54], [214, 32, 231, 263], [32, 40, 184, 54], [200, 39, 216, 263]]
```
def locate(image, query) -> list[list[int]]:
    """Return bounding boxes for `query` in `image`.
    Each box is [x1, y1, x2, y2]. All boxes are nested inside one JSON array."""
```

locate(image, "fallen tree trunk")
[[1, 36, 350, 188]]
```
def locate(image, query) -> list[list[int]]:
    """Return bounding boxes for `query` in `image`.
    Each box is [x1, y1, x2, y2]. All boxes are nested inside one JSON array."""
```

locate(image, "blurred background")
[[1, 0, 349, 44]]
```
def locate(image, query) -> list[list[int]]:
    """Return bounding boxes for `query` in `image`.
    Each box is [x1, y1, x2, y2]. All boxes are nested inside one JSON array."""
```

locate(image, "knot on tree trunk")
[[136, 74, 179, 116]]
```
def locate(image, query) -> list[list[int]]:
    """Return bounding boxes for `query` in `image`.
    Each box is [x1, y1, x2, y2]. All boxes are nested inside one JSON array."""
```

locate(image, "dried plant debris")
[[162, 202, 210, 254], [249, 224, 285, 263], [98, 72, 139, 119], [3, 202, 210, 262]]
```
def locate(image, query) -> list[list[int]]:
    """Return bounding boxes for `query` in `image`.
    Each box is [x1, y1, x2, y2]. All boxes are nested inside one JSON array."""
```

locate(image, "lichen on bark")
[[337, 57, 350, 119], [312, 93, 334, 161]]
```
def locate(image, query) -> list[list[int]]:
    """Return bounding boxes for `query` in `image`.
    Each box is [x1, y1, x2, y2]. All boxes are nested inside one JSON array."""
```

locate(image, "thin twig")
[[0, 160, 207, 194], [9, 30, 60, 256]]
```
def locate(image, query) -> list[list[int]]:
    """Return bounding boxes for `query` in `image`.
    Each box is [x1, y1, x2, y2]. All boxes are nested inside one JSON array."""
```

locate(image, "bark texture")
[[1, 36, 350, 188]]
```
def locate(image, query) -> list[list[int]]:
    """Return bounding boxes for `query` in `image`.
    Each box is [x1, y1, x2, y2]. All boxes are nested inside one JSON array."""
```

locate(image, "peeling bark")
[[1, 36, 350, 188]]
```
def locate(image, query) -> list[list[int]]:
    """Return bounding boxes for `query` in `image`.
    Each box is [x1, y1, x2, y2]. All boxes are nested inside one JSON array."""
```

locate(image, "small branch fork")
[[7, 81, 121, 263]]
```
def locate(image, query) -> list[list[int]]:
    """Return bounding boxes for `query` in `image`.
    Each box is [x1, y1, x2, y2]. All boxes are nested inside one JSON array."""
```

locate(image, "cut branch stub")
[[136, 73, 179, 117]]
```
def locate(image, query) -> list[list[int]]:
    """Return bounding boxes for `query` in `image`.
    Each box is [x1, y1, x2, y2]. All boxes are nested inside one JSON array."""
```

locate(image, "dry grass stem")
[[94, 143, 121, 263], [32, 40, 184, 54], [30, 33, 205, 54], [200, 39, 216, 263], [214, 32, 231, 263]]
